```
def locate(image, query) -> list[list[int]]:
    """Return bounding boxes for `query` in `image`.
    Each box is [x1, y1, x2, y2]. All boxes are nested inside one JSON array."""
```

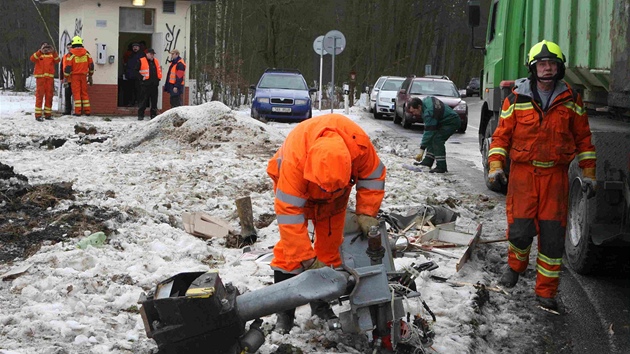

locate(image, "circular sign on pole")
[[313, 35, 328, 55], [324, 30, 346, 55]]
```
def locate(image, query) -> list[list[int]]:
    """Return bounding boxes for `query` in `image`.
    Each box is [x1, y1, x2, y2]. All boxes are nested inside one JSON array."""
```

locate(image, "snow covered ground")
[[0, 92, 553, 354]]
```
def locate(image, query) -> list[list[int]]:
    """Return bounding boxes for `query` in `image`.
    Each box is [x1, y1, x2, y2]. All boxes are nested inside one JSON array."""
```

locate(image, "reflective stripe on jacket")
[[30, 50, 60, 78], [139, 57, 162, 81], [64, 47, 94, 77], [489, 78, 596, 169], [266, 113, 386, 264]]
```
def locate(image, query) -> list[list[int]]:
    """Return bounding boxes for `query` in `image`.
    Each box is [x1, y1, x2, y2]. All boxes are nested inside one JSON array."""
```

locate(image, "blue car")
[[250, 69, 316, 121]]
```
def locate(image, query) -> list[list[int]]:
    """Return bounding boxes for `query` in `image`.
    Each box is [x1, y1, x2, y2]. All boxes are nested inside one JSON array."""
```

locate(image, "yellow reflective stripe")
[[488, 147, 507, 157], [74, 100, 82, 104], [500, 104, 514, 119], [536, 263, 560, 278], [34, 108, 42, 112], [538, 253, 562, 266], [514, 102, 533, 110], [508, 242, 531, 261], [577, 151, 596, 161], [532, 160, 555, 168], [563, 102, 586, 116], [34, 73, 55, 78]]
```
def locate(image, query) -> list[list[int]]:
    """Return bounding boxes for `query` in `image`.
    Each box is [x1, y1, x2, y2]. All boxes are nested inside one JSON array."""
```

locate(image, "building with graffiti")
[[41, 0, 195, 115]]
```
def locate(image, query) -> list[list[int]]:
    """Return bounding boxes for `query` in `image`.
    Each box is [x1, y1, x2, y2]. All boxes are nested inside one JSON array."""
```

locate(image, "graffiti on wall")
[[74, 18, 83, 36], [60, 30, 72, 56], [163, 23, 180, 64]]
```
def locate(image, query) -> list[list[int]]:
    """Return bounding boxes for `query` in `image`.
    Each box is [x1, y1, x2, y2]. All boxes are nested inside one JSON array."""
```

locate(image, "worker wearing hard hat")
[[266, 113, 386, 333], [489, 40, 596, 312], [63, 36, 94, 116]]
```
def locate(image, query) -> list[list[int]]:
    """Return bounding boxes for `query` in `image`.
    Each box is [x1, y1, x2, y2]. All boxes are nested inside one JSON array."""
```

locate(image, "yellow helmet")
[[527, 39, 566, 80], [71, 36, 83, 46]]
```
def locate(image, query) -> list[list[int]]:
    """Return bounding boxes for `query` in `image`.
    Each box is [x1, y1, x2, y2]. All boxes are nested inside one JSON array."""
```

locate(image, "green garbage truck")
[[468, 0, 630, 274]]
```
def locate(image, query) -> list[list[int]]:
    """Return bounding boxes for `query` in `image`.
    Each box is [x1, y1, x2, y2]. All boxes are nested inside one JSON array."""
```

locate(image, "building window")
[[163, 0, 175, 13]]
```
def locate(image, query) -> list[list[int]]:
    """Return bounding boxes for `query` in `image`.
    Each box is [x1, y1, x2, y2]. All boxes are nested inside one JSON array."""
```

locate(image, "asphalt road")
[[367, 97, 630, 354]]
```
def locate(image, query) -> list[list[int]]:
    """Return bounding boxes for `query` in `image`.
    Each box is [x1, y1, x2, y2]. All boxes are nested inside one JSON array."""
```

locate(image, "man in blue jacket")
[[409, 97, 461, 173]]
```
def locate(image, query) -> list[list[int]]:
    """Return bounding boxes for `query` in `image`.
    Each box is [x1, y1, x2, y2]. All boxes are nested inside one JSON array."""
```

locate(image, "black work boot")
[[274, 309, 296, 334], [273, 270, 297, 333], [536, 296, 558, 311], [418, 159, 434, 167], [310, 300, 337, 320], [429, 167, 448, 173], [138, 116, 144, 121], [499, 266, 520, 288]]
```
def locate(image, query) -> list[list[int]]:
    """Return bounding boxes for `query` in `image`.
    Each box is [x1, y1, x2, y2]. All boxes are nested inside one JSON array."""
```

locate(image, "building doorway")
[[118, 7, 154, 107]]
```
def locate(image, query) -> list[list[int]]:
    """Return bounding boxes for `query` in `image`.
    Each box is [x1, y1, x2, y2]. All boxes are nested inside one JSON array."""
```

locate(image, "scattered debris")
[[181, 212, 233, 239], [1, 263, 32, 281]]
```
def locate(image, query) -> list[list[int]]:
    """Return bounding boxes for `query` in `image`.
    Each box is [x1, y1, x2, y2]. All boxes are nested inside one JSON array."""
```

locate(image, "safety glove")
[[301, 257, 326, 270], [415, 146, 426, 162], [488, 161, 507, 184], [582, 167, 597, 199], [357, 214, 379, 237], [63, 80, 69, 88], [87, 76, 93, 86]]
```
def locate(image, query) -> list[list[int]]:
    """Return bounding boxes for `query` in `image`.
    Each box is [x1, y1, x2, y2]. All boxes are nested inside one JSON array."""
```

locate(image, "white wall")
[[59, 0, 191, 86]]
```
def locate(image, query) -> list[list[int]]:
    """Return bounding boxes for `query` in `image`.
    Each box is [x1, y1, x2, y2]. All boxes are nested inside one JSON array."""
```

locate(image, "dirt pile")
[[0, 162, 120, 264]]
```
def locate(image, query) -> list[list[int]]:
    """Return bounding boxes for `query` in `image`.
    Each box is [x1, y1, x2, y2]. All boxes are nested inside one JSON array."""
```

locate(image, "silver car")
[[374, 76, 404, 119], [369, 76, 388, 113]]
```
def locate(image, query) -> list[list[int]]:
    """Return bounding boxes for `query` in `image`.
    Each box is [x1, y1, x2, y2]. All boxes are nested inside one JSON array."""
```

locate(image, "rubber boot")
[[536, 296, 558, 311], [309, 300, 337, 320], [418, 158, 434, 167], [273, 271, 296, 334], [499, 266, 519, 288]]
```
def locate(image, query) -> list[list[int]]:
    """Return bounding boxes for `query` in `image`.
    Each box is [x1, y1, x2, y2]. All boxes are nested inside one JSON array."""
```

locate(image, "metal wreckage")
[[138, 206, 478, 354]]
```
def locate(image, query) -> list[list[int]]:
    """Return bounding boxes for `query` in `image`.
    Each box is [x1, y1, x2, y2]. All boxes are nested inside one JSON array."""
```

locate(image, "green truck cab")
[[469, 0, 630, 273]]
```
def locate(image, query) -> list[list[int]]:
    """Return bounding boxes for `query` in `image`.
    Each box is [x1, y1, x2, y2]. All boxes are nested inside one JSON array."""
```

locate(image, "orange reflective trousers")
[[70, 74, 90, 115], [35, 77, 54, 118], [506, 162, 568, 298]]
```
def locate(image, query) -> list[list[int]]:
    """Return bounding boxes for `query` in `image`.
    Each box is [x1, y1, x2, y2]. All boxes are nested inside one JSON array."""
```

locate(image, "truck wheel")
[[481, 125, 506, 193], [374, 111, 383, 119], [564, 178, 601, 274]]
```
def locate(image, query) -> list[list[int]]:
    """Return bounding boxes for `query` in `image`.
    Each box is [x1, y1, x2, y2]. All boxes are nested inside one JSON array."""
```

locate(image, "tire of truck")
[[481, 121, 507, 193], [374, 111, 383, 119], [564, 177, 601, 275]]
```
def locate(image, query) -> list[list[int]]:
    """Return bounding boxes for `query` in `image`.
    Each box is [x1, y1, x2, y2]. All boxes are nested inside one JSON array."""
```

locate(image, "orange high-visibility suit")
[[30, 48, 60, 119], [489, 78, 596, 298], [267, 114, 386, 273], [64, 47, 94, 115]]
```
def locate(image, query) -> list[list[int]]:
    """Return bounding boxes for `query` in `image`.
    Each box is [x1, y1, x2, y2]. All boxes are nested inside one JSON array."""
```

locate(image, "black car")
[[466, 77, 480, 97]]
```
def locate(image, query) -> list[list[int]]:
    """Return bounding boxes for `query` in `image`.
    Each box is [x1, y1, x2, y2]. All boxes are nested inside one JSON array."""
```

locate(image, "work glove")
[[415, 147, 426, 162], [87, 76, 93, 86], [582, 167, 597, 199], [488, 161, 507, 185], [301, 257, 326, 270], [357, 214, 379, 237], [63, 80, 69, 88]]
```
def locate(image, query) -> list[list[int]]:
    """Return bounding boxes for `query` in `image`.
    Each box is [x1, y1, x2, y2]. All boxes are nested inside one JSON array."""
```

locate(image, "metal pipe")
[[236, 267, 350, 322]]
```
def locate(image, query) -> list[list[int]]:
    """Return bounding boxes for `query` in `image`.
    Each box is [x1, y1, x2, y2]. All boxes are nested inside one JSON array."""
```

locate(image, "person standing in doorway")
[[63, 36, 94, 116], [30, 41, 60, 121], [164, 49, 186, 108], [126, 43, 144, 106], [61, 42, 73, 115], [136, 49, 162, 120]]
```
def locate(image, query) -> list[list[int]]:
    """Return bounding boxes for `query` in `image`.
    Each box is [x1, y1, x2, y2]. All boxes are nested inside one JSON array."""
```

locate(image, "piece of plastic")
[[76, 231, 106, 249], [402, 164, 424, 172]]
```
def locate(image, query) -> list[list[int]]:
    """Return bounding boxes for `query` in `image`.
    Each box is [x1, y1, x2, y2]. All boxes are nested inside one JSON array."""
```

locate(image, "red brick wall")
[[86, 84, 189, 115]]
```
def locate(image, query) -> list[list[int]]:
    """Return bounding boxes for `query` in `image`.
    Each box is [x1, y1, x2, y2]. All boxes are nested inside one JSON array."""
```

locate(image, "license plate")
[[272, 107, 291, 113]]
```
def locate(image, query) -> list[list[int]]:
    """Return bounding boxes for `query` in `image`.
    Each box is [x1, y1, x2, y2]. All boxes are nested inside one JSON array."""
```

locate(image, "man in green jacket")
[[409, 97, 461, 173]]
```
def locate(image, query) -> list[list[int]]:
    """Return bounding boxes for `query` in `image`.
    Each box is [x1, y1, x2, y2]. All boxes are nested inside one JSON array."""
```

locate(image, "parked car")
[[250, 68, 317, 121], [466, 77, 480, 97], [373, 76, 404, 119], [369, 76, 388, 113], [393, 76, 468, 133]]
